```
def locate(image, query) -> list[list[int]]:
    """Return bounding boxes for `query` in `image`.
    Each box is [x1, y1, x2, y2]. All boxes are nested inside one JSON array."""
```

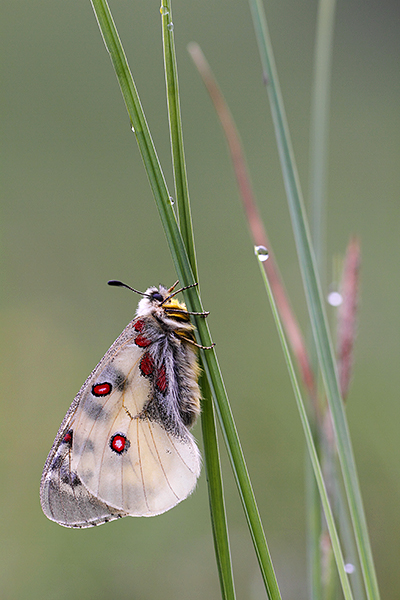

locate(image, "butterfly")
[[40, 280, 212, 528]]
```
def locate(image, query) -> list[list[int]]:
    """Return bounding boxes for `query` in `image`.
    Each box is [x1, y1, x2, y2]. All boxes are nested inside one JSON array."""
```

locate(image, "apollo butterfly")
[[40, 281, 212, 528]]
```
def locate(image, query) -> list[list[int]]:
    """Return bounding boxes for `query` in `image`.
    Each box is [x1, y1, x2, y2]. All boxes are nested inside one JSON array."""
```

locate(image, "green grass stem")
[[307, 1, 337, 597], [249, 1, 381, 598], [309, 0, 337, 283], [90, 1, 281, 597], [256, 251, 354, 600], [161, 3, 235, 598], [161, 1, 196, 261]]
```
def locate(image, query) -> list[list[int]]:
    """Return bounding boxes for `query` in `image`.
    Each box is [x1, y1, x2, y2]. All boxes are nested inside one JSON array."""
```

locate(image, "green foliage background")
[[1, 1, 399, 598]]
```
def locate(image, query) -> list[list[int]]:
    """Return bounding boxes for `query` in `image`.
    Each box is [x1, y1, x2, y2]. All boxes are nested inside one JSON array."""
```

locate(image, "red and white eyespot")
[[109, 433, 130, 454]]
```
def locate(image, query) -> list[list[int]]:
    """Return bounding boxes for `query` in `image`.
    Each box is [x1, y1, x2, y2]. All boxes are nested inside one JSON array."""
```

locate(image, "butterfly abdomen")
[[136, 318, 201, 436]]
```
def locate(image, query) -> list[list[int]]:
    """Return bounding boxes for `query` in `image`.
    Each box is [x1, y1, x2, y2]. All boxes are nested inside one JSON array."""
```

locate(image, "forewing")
[[73, 345, 201, 516], [41, 320, 201, 526], [40, 323, 138, 527]]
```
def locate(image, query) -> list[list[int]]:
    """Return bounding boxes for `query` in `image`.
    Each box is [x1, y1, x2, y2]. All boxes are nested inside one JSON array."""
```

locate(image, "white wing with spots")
[[40, 320, 201, 527], [72, 343, 201, 516]]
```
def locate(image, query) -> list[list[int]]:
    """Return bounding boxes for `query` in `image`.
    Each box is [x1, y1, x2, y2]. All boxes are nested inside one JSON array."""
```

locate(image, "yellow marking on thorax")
[[162, 298, 191, 323]]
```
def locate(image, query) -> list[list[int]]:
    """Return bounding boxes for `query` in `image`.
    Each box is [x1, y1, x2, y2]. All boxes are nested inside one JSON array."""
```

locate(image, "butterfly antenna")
[[162, 282, 210, 318], [166, 280, 180, 294], [108, 280, 147, 297], [162, 282, 199, 305]]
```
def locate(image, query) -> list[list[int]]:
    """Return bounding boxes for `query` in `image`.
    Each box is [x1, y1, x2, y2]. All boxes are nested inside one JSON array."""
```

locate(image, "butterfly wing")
[[40, 320, 201, 528], [40, 423, 128, 528]]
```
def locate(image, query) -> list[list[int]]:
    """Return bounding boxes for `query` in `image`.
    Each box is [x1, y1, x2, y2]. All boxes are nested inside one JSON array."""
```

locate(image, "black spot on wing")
[[83, 395, 109, 421], [85, 439, 95, 452], [60, 463, 82, 488], [114, 370, 127, 392], [50, 454, 63, 471], [70, 472, 82, 488]]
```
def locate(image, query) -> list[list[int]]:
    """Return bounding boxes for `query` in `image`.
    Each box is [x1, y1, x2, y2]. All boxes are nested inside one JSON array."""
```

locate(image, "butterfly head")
[[137, 285, 190, 323], [108, 280, 206, 333]]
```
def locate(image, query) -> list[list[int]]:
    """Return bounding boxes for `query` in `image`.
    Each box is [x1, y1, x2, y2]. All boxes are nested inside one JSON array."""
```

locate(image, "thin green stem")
[[161, 3, 235, 598], [256, 253, 354, 600], [309, 0, 337, 284], [308, 1, 337, 597], [161, 1, 196, 260], [305, 455, 323, 600], [200, 375, 235, 600]]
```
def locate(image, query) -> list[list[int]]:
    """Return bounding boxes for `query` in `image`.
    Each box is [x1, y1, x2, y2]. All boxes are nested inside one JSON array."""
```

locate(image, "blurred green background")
[[1, 1, 399, 598]]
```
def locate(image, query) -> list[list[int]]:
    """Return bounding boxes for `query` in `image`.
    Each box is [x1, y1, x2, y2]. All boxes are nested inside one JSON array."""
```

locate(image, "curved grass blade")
[[90, 1, 281, 597]]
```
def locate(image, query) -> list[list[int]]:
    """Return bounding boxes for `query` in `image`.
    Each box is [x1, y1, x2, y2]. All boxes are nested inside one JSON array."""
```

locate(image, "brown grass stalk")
[[188, 42, 315, 398], [337, 236, 361, 400]]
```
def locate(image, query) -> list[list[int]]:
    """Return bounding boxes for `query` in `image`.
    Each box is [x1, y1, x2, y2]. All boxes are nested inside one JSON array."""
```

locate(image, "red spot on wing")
[[135, 334, 151, 348], [92, 382, 112, 396], [134, 319, 145, 332], [156, 364, 168, 393], [140, 352, 154, 376], [110, 433, 130, 454], [63, 430, 73, 445]]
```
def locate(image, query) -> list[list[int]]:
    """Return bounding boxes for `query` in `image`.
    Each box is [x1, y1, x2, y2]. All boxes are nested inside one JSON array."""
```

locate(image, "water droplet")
[[167, 22, 174, 31], [131, 124, 135, 133], [169, 196, 175, 206], [344, 563, 355, 574], [327, 291, 343, 307], [255, 246, 269, 262], [160, 5, 169, 15]]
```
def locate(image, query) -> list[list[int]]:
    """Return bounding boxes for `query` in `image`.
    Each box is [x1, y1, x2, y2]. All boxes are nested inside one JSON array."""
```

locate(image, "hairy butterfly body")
[[40, 282, 206, 528]]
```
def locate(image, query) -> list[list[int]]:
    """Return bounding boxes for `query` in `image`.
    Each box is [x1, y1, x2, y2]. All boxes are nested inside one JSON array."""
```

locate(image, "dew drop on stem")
[[255, 245, 269, 262]]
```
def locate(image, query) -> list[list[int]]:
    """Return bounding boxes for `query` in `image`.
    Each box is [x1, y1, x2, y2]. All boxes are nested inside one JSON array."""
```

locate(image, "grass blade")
[[308, 1, 337, 596], [200, 375, 235, 600], [161, 3, 235, 598], [255, 250, 354, 600], [309, 0, 337, 282], [90, 1, 281, 597], [249, 1, 381, 598], [161, 2, 196, 259]]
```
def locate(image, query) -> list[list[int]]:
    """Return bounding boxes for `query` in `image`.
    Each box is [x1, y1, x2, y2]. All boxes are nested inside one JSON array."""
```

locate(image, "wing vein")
[[146, 420, 180, 500]]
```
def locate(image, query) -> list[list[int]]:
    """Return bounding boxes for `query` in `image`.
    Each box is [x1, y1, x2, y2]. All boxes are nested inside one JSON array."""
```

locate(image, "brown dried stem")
[[337, 236, 361, 400], [188, 42, 315, 399]]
